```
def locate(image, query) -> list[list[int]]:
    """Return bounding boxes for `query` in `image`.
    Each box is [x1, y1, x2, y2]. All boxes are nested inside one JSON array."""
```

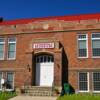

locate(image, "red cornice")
[[0, 13, 100, 26]]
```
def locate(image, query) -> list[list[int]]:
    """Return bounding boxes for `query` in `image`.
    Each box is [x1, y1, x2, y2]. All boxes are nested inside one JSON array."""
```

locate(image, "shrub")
[[0, 91, 17, 100]]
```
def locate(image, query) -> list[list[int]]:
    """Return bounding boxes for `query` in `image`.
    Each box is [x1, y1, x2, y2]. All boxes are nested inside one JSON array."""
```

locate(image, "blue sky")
[[0, 0, 100, 20]]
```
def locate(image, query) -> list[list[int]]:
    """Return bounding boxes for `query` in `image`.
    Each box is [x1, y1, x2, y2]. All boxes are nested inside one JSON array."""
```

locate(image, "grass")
[[57, 94, 100, 100], [0, 92, 17, 100]]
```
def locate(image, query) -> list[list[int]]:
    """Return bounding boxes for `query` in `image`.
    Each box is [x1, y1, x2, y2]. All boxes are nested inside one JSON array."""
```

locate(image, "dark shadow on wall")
[[60, 43, 75, 94], [62, 48, 68, 85], [32, 55, 36, 86], [59, 43, 68, 85], [70, 85, 75, 94]]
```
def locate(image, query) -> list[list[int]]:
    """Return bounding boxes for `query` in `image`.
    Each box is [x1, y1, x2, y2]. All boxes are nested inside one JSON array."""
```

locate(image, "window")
[[0, 72, 14, 90], [36, 55, 54, 63], [0, 72, 3, 89], [78, 34, 88, 58], [0, 38, 5, 60], [92, 33, 100, 57], [93, 72, 100, 92], [6, 72, 14, 90], [78, 72, 89, 92], [8, 38, 16, 59]]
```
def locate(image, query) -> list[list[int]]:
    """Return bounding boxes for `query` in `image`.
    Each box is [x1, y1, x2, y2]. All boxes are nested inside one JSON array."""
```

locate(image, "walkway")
[[9, 96, 57, 100]]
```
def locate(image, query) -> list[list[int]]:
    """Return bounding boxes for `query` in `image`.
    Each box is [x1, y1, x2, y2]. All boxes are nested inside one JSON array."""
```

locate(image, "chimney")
[[0, 17, 3, 22]]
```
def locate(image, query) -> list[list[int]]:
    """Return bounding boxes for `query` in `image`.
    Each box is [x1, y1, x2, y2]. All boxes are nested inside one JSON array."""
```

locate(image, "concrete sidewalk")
[[9, 96, 57, 100]]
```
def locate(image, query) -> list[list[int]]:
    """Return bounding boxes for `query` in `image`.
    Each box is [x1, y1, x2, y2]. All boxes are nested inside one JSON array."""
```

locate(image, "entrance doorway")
[[35, 54, 54, 86]]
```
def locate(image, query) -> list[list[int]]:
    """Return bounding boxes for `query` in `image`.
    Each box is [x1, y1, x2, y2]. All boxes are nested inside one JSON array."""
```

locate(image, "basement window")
[[93, 72, 100, 92], [78, 72, 89, 92], [0, 72, 14, 91]]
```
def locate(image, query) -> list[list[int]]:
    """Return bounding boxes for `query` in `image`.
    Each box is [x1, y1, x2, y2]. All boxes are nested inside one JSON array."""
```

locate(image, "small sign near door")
[[33, 43, 54, 49]]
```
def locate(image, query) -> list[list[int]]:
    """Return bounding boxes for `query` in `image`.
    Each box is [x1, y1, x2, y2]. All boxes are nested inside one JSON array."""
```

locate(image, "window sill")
[[92, 57, 100, 58], [78, 90, 89, 93], [77, 57, 88, 60], [78, 57, 88, 59], [7, 58, 16, 60], [92, 91, 100, 93], [0, 59, 5, 61], [5, 89, 14, 91], [0, 89, 14, 91]]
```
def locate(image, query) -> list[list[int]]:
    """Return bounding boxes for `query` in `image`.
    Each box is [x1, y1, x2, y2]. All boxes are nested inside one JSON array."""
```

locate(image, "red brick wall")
[[0, 18, 100, 91]]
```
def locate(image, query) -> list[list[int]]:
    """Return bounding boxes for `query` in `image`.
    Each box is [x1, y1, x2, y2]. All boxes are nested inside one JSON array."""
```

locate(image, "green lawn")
[[57, 94, 100, 100], [0, 92, 17, 100]]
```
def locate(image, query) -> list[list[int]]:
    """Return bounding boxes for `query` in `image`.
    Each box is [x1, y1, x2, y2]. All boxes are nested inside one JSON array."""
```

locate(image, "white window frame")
[[78, 72, 89, 92], [77, 34, 88, 58], [91, 33, 100, 58], [7, 38, 16, 60], [92, 72, 100, 93], [0, 38, 5, 60]]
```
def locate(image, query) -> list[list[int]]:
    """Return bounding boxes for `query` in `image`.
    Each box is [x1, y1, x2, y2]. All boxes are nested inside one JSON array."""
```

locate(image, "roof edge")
[[0, 13, 100, 26]]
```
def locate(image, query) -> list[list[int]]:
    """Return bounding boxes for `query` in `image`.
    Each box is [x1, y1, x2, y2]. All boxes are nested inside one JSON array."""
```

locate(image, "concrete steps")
[[24, 86, 53, 96]]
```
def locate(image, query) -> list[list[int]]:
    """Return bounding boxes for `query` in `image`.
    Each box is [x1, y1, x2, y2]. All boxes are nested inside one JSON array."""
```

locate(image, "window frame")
[[92, 72, 100, 93], [0, 38, 5, 60], [7, 37, 16, 60], [0, 72, 14, 91], [36, 55, 54, 63], [0, 72, 3, 90], [78, 72, 89, 92], [6, 72, 14, 91], [77, 34, 88, 58], [91, 33, 100, 58]]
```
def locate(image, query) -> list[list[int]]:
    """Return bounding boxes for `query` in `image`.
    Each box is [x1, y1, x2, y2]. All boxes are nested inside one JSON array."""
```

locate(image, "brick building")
[[0, 13, 100, 93]]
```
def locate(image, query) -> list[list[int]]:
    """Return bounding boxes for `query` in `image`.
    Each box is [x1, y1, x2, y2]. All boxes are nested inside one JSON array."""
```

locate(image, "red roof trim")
[[0, 13, 100, 25]]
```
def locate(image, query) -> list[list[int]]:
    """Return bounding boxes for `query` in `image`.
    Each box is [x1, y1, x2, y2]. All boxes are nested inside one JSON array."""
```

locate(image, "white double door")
[[36, 62, 54, 86]]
